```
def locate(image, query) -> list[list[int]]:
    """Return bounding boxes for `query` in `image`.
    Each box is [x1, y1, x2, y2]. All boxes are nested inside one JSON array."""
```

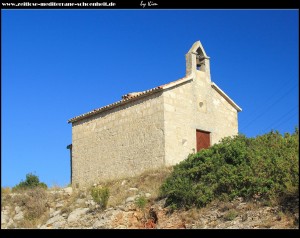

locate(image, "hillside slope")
[[1, 171, 298, 229]]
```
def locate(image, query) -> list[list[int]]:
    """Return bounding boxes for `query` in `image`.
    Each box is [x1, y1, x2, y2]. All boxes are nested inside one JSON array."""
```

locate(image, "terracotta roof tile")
[[68, 74, 194, 124], [67, 73, 242, 123], [68, 86, 163, 123]]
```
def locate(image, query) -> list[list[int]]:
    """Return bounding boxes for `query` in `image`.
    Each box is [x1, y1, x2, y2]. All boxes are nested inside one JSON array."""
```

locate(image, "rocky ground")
[[1, 185, 298, 229], [2, 168, 298, 229]]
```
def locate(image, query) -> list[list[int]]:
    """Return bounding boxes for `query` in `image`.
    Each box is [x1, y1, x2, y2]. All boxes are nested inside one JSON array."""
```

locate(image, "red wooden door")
[[196, 130, 210, 152]]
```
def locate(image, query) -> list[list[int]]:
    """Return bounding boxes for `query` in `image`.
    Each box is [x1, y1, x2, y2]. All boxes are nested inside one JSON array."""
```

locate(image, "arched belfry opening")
[[195, 47, 206, 71], [185, 40, 210, 77]]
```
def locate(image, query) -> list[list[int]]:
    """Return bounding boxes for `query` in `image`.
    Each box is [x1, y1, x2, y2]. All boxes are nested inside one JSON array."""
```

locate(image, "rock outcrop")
[[1, 187, 298, 229]]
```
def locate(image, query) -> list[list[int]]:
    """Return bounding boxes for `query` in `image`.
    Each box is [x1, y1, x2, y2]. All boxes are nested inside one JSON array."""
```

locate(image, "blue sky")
[[2, 10, 298, 188]]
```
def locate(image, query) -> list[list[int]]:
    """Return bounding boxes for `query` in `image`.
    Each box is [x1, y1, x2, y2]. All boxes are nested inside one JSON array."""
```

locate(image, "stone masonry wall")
[[163, 70, 239, 166], [71, 93, 165, 188], [163, 81, 195, 166], [71, 71, 239, 187], [193, 70, 238, 145]]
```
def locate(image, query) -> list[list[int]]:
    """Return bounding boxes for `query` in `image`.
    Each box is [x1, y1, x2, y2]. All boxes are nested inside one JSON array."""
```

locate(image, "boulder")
[[76, 198, 85, 205], [85, 200, 96, 206], [67, 208, 89, 223], [1, 213, 9, 224], [2, 209, 10, 216], [52, 210, 61, 218], [15, 206, 21, 214], [45, 214, 65, 226], [125, 196, 136, 203], [129, 188, 138, 192], [93, 217, 110, 228], [52, 220, 66, 228], [63, 187, 73, 196], [49, 208, 55, 216], [7, 218, 15, 228], [145, 193, 151, 198], [56, 202, 64, 208], [13, 211, 24, 221], [121, 180, 127, 186]]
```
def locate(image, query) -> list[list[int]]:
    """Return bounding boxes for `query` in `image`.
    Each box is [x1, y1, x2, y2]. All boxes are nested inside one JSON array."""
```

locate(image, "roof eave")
[[161, 73, 194, 90], [68, 73, 196, 124], [67, 87, 163, 124], [211, 82, 242, 112]]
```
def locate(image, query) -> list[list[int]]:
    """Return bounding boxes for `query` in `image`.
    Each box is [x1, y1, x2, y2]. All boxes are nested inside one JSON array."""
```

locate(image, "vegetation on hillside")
[[91, 186, 110, 209], [12, 173, 47, 191], [160, 129, 299, 211]]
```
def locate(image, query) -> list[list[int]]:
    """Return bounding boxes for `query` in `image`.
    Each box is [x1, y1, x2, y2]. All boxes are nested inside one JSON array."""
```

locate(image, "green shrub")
[[91, 186, 109, 209], [160, 128, 299, 210], [224, 209, 238, 221], [135, 196, 147, 210], [12, 173, 47, 191]]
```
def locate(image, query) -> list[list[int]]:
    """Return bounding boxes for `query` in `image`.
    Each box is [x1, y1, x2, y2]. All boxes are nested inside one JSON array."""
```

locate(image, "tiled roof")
[[67, 73, 242, 123], [68, 86, 162, 123], [68, 75, 193, 124]]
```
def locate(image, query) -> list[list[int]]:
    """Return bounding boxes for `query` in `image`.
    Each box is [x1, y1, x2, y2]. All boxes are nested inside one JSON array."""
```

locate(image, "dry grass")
[[243, 201, 259, 211], [23, 188, 48, 221], [1, 187, 11, 196], [57, 189, 88, 217], [49, 182, 70, 191], [256, 220, 274, 228], [208, 220, 218, 228], [15, 211, 50, 229], [1, 187, 12, 210], [179, 208, 200, 224], [95, 167, 173, 207], [60, 205, 72, 216], [218, 203, 234, 212], [274, 211, 298, 228], [12, 193, 27, 207], [7, 187, 49, 228]]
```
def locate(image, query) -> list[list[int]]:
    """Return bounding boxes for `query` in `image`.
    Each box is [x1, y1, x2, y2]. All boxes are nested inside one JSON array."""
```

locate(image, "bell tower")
[[185, 40, 210, 78]]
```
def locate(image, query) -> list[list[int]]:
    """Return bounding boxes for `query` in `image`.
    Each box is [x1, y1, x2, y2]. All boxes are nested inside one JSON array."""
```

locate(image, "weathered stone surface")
[[49, 208, 55, 216], [85, 200, 96, 207], [76, 198, 85, 205], [63, 187, 73, 195], [125, 196, 136, 204], [121, 180, 127, 186], [50, 190, 63, 195], [52, 220, 66, 228], [52, 210, 61, 218], [145, 193, 151, 198], [116, 225, 127, 229], [1, 187, 297, 229], [56, 202, 64, 208], [2, 209, 10, 216], [45, 215, 65, 226], [13, 211, 24, 221], [92, 213, 113, 229], [15, 206, 21, 214], [1, 213, 9, 224], [7, 218, 15, 228], [93, 219, 106, 228], [129, 188, 138, 192], [67, 208, 89, 223]]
